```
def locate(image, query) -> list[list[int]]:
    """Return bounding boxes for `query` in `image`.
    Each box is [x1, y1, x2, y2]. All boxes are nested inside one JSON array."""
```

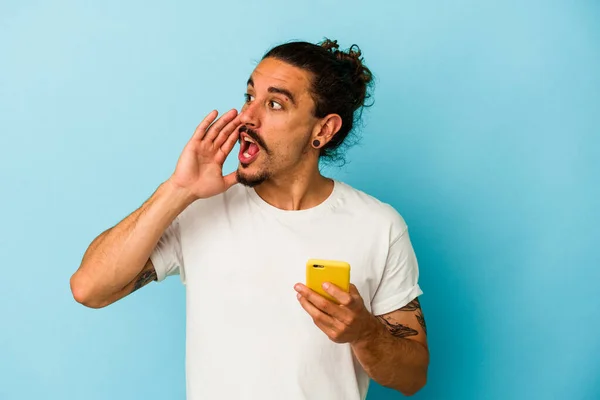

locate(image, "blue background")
[[1, 1, 598, 399]]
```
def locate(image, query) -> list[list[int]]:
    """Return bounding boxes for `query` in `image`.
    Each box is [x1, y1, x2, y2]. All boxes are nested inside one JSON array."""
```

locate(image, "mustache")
[[239, 126, 269, 152]]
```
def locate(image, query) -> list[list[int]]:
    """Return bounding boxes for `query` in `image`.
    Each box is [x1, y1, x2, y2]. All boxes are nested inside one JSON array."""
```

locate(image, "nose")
[[239, 102, 261, 128]]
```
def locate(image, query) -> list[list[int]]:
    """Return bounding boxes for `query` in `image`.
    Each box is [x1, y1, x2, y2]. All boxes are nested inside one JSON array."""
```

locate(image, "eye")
[[244, 93, 255, 103], [269, 100, 283, 110]]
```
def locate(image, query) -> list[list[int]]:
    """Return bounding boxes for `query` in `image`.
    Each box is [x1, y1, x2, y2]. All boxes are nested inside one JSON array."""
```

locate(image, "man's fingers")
[[223, 171, 238, 189], [214, 115, 242, 149], [323, 282, 354, 308], [295, 283, 347, 321], [204, 109, 238, 142], [220, 124, 241, 157], [191, 110, 219, 141], [297, 293, 337, 330]]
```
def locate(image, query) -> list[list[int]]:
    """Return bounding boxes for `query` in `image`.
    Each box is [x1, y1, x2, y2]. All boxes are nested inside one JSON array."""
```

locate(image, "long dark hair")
[[263, 38, 374, 164]]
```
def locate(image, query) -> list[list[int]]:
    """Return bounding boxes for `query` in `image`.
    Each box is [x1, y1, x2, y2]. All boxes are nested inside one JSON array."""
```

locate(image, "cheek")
[[262, 113, 314, 158], [261, 139, 300, 165], [278, 137, 311, 162]]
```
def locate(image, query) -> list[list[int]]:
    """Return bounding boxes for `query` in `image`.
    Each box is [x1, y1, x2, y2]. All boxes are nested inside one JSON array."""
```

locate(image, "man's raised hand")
[[169, 109, 242, 200]]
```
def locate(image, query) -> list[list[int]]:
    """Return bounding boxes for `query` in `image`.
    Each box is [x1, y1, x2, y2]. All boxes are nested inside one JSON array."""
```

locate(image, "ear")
[[312, 114, 342, 147]]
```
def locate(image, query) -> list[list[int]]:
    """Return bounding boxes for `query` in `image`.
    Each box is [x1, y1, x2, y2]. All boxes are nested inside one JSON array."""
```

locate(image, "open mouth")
[[238, 133, 260, 164]]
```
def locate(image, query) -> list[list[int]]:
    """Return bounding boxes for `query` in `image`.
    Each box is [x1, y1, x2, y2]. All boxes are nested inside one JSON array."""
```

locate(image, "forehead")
[[249, 57, 312, 95]]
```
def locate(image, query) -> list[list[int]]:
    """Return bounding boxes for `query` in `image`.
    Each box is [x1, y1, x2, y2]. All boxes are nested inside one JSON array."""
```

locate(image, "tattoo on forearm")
[[376, 316, 419, 338], [403, 298, 427, 335], [131, 269, 157, 293], [416, 313, 427, 335], [378, 297, 428, 337]]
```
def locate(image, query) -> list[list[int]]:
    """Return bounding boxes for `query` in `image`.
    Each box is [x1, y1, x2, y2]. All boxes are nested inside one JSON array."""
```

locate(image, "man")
[[70, 38, 429, 399]]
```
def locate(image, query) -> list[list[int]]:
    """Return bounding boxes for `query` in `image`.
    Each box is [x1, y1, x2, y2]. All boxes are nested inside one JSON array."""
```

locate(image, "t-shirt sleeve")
[[149, 215, 186, 284], [370, 220, 423, 316]]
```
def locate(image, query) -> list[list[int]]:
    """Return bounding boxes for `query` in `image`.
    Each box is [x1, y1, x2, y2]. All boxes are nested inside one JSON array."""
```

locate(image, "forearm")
[[70, 179, 195, 307], [351, 317, 429, 396]]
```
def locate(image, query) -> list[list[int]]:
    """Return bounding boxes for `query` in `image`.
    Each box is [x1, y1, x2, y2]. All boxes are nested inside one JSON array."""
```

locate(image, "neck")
[[253, 167, 334, 211]]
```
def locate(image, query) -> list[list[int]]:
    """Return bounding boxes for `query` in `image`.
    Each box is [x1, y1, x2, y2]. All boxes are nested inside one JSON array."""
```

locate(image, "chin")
[[236, 167, 270, 188]]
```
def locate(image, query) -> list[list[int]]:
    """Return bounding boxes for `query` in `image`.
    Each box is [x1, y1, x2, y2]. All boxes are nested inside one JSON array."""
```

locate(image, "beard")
[[236, 168, 270, 187]]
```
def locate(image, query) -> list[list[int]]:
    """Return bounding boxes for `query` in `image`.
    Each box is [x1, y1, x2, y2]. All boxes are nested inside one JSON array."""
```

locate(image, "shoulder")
[[178, 184, 248, 222], [335, 180, 408, 240]]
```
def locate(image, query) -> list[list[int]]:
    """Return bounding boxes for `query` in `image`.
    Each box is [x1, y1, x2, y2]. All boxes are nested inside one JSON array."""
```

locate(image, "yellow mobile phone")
[[306, 259, 351, 304]]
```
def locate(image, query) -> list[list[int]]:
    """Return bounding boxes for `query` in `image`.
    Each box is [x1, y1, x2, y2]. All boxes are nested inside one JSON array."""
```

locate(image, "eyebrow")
[[247, 77, 297, 106]]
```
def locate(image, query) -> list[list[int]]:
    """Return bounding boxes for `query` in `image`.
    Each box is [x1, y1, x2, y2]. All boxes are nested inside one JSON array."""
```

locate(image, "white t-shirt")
[[150, 179, 423, 400]]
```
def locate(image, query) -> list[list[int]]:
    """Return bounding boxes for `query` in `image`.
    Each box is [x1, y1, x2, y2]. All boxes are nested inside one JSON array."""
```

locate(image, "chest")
[[181, 214, 388, 314]]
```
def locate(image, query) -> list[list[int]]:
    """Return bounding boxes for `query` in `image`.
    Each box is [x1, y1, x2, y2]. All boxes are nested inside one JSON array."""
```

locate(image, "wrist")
[[352, 315, 385, 348], [160, 179, 198, 212]]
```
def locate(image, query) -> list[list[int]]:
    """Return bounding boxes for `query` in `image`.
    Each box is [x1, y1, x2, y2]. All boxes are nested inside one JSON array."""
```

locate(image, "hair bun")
[[320, 38, 340, 52], [319, 38, 373, 105]]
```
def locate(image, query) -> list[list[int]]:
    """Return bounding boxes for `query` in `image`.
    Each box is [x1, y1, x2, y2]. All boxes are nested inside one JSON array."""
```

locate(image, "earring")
[[312, 139, 321, 148]]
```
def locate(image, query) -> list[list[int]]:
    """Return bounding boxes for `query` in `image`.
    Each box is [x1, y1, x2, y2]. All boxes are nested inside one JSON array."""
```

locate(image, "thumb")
[[223, 171, 239, 189]]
